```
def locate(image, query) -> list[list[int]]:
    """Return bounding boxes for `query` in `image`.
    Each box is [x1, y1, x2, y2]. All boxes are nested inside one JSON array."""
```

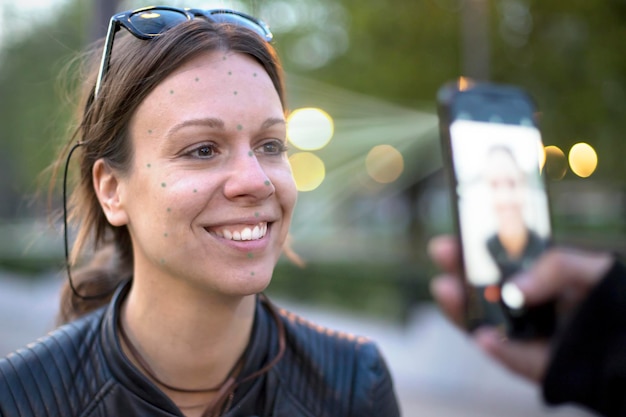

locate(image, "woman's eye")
[[189, 144, 217, 158], [259, 140, 288, 155]]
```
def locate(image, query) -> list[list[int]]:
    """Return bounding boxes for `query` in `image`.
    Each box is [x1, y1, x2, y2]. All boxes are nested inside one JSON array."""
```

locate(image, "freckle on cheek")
[[146, 163, 151, 168], [237, 124, 243, 131], [166, 208, 171, 213], [250, 271, 255, 276], [164, 233, 168, 238], [161, 182, 167, 188]]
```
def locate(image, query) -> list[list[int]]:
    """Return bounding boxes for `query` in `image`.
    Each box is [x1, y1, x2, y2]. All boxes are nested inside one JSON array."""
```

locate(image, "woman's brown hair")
[[54, 18, 286, 324]]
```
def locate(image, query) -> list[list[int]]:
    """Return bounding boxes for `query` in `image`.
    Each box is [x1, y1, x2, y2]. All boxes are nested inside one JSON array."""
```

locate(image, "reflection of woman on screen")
[[483, 146, 547, 281]]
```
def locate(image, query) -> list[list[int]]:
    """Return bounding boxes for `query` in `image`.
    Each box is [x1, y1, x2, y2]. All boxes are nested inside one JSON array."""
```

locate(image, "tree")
[[277, 0, 626, 183], [0, 1, 89, 216]]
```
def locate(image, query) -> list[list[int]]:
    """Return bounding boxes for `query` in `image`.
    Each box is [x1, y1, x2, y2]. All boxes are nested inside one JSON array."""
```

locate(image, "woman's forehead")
[[155, 51, 270, 93], [130, 51, 282, 131]]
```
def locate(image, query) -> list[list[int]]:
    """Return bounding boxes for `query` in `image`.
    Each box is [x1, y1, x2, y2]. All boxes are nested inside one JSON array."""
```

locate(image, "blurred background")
[[0, 0, 624, 416]]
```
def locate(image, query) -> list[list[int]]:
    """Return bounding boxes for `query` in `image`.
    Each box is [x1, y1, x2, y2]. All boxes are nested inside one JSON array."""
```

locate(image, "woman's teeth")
[[215, 222, 268, 241]]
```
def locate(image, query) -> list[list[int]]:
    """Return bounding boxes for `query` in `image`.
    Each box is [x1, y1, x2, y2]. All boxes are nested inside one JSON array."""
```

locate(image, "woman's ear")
[[93, 159, 128, 226]]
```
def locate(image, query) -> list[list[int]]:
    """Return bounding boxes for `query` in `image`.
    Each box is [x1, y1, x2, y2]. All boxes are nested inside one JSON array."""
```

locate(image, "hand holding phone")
[[437, 79, 555, 339], [430, 234, 615, 383]]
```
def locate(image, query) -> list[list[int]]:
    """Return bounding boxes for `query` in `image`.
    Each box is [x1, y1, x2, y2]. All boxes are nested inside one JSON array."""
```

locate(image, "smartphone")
[[437, 79, 555, 339]]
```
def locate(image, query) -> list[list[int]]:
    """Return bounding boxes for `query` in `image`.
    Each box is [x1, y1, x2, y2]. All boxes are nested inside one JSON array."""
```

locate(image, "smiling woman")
[[0, 5, 400, 417]]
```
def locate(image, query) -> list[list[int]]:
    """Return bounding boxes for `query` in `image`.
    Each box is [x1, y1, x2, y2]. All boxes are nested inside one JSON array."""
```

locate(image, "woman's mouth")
[[209, 222, 268, 241]]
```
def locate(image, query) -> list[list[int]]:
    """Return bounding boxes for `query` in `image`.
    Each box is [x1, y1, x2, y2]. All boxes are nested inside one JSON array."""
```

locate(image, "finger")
[[474, 327, 549, 383], [513, 248, 614, 306], [430, 274, 465, 327], [427, 235, 460, 274]]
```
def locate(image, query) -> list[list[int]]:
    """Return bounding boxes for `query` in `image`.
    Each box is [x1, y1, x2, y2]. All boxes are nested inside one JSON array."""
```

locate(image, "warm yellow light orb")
[[568, 142, 598, 178], [288, 152, 326, 191], [365, 145, 404, 184], [544, 145, 567, 180], [287, 108, 334, 151]]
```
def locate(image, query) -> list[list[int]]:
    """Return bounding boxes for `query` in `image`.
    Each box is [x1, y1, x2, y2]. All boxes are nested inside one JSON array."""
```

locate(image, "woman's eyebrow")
[[261, 117, 286, 130], [165, 117, 225, 139], [165, 117, 284, 139]]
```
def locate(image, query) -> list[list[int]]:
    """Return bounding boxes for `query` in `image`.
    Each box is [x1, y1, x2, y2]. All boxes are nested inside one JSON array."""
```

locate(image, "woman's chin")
[[226, 270, 274, 296]]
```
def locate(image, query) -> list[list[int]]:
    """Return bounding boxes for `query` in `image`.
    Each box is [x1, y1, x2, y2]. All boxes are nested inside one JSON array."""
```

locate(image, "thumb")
[[512, 248, 613, 306]]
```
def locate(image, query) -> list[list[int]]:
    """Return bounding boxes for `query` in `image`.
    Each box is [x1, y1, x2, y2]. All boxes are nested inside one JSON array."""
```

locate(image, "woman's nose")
[[223, 150, 275, 201]]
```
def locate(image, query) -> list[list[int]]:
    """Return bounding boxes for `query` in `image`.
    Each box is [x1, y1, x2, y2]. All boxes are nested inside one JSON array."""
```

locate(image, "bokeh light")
[[365, 145, 404, 184], [458, 76, 473, 91], [568, 142, 598, 178], [288, 152, 326, 191], [287, 107, 334, 151], [543, 145, 567, 180]]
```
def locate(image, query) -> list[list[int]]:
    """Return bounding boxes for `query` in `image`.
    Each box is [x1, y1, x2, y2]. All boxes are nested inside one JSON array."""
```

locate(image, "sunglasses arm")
[[94, 17, 121, 99]]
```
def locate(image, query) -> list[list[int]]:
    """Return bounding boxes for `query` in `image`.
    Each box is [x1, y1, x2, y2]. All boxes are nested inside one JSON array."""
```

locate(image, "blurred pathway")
[[0, 272, 594, 417], [0, 271, 60, 355]]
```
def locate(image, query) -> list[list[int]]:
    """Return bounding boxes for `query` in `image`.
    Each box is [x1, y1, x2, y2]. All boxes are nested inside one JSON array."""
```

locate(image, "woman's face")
[[484, 149, 526, 224], [108, 51, 296, 296]]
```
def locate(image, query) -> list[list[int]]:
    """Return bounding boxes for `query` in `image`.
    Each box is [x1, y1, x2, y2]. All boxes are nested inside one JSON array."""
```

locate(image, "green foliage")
[[487, 1, 626, 181], [278, 0, 626, 182], [266, 260, 432, 322], [0, 1, 88, 205], [279, 0, 460, 108]]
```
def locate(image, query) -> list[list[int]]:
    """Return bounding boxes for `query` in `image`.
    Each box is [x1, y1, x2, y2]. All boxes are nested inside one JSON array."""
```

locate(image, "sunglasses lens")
[[209, 12, 273, 41], [130, 9, 189, 36]]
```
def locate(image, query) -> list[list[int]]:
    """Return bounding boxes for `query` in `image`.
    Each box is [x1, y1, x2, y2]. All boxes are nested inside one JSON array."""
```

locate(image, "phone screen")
[[450, 120, 551, 290], [441, 85, 555, 336]]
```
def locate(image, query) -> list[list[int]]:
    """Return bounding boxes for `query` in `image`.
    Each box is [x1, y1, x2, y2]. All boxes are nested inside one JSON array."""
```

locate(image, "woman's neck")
[[497, 222, 529, 259], [119, 276, 256, 415]]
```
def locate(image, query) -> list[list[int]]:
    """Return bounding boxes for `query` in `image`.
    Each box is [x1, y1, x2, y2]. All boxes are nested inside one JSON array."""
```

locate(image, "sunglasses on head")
[[94, 6, 273, 98]]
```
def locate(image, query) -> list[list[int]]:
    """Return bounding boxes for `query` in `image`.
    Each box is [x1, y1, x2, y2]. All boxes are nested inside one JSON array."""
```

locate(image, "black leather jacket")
[[542, 260, 626, 417], [0, 281, 400, 416]]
